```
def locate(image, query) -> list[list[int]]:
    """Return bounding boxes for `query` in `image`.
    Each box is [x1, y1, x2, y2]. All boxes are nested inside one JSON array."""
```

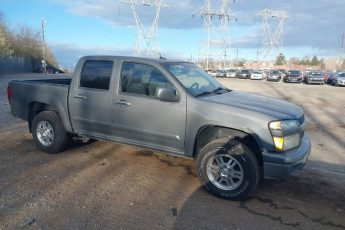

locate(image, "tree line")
[[0, 10, 58, 69], [275, 53, 328, 68]]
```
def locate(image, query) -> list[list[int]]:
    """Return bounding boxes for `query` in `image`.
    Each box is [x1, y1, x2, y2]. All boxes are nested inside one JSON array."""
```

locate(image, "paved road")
[[0, 74, 344, 229]]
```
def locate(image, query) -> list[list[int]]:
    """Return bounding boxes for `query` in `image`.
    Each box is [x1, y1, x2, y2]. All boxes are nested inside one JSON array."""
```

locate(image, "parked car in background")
[[305, 72, 324, 84], [267, 70, 282, 82], [207, 70, 217, 77], [250, 71, 264, 80], [331, 72, 345, 86], [226, 69, 238, 78], [284, 70, 303, 83], [215, 70, 226, 78], [278, 69, 287, 78], [323, 72, 333, 83], [236, 69, 251, 79], [260, 70, 269, 79]]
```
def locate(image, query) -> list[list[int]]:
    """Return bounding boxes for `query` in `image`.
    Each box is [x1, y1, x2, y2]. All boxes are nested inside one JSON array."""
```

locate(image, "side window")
[[80, 61, 113, 90], [121, 62, 172, 96]]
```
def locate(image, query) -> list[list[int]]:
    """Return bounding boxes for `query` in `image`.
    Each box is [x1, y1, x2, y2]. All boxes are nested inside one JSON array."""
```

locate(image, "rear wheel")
[[32, 111, 69, 154], [197, 138, 260, 200]]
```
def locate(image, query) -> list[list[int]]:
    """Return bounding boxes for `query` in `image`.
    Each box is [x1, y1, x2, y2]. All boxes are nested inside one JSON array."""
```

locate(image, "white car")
[[207, 70, 217, 77], [250, 71, 264, 80], [332, 72, 345, 86], [226, 69, 238, 78]]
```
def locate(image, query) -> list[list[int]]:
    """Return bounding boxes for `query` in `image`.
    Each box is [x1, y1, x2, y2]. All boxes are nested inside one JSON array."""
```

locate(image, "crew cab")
[[8, 56, 311, 200]]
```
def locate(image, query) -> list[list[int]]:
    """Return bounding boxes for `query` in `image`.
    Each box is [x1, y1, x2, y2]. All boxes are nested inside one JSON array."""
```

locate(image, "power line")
[[194, 0, 235, 69], [121, 0, 170, 57], [257, 9, 289, 68]]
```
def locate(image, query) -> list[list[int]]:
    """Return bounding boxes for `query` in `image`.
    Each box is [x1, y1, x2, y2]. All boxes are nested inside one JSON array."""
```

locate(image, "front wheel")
[[197, 138, 260, 200], [32, 111, 69, 154]]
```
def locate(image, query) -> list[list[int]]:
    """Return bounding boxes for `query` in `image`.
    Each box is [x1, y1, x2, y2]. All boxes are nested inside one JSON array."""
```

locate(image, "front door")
[[111, 62, 186, 154]]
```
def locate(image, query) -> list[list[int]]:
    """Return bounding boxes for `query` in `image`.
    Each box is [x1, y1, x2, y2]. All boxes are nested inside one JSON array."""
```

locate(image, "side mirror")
[[155, 87, 180, 102]]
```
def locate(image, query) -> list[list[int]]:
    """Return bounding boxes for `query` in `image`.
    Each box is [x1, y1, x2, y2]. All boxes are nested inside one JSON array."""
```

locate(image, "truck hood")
[[201, 91, 304, 121]]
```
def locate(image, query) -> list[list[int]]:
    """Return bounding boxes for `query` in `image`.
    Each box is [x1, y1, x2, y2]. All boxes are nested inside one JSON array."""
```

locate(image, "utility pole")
[[121, 0, 169, 57], [339, 33, 344, 70], [41, 18, 47, 73]]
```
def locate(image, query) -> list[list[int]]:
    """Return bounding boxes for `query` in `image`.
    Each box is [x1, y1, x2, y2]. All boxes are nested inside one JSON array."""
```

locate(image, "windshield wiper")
[[213, 87, 228, 93], [194, 87, 231, 97], [194, 91, 214, 97]]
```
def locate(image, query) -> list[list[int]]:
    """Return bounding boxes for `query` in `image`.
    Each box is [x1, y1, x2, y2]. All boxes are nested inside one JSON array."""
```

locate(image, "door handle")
[[74, 94, 87, 100], [115, 100, 131, 106]]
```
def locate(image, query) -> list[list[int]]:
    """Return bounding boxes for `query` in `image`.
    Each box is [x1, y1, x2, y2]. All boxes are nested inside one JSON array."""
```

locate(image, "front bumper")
[[262, 133, 311, 178], [251, 76, 263, 80], [337, 81, 345, 86], [308, 79, 324, 84], [285, 78, 302, 82], [267, 77, 280, 81]]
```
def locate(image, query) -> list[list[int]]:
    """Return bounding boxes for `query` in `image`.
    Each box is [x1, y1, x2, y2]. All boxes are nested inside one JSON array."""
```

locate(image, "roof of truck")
[[80, 55, 187, 64]]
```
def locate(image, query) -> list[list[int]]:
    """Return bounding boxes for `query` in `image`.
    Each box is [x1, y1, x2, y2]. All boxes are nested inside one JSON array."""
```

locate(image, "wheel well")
[[28, 102, 58, 132], [193, 126, 263, 165]]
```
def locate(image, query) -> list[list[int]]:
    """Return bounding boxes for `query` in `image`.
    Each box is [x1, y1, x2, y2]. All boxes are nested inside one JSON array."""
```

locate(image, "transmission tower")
[[257, 9, 289, 67], [121, 0, 169, 57], [195, 0, 234, 69]]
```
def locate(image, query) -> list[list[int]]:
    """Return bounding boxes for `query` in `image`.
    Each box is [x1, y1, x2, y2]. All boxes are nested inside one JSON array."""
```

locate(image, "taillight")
[[7, 84, 12, 104]]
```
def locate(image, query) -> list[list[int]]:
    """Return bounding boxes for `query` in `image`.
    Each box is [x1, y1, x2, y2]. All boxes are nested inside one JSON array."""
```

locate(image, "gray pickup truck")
[[8, 56, 311, 200]]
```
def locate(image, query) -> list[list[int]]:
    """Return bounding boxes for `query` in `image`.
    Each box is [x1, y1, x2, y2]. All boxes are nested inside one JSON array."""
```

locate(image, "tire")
[[196, 138, 260, 200], [32, 111, 69, 154]]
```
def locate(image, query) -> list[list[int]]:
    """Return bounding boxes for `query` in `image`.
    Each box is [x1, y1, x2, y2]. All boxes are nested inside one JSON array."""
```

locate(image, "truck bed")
[[9, 78, 72, 132]]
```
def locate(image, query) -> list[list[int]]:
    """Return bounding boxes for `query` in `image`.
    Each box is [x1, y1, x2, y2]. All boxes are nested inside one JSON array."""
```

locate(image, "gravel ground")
[[0, 74, 344, 230]]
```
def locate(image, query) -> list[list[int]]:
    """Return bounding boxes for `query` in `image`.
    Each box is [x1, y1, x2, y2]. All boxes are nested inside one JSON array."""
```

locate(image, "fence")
[[0, 56, 33, 75]]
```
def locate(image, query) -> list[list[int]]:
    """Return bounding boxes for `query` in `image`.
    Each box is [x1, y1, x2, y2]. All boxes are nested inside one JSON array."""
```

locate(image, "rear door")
[[111, 61, 187, 154], [69, 60, 115, 136]]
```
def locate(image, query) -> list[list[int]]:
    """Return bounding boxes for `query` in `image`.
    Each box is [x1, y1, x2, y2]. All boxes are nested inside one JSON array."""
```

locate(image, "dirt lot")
[[1, 74, 345, 229]]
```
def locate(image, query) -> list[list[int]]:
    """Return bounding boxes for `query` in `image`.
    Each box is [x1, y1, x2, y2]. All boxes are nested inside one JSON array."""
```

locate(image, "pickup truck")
[[8, 56, 311, 200]]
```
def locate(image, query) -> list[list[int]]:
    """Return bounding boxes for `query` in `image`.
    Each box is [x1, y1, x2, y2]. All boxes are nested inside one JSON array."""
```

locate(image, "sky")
[[0, 0, 344, 69]]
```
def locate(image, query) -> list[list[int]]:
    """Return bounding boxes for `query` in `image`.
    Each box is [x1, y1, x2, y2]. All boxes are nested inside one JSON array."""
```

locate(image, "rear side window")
[[80, 61, 113, 90]]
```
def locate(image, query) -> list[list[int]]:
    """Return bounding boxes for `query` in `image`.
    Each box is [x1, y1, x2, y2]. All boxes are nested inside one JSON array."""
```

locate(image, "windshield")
[[241, 69, 249, 73], [271, 70, 280, 74], [310, 73, 322, 77], [288, 70, 301, 75], [162, 62, 227, 97]]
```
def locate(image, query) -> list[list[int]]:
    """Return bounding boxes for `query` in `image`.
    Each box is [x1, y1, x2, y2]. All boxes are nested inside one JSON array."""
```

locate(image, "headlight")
[[269, 120, 299, 131], [269, 120, 301, 151]]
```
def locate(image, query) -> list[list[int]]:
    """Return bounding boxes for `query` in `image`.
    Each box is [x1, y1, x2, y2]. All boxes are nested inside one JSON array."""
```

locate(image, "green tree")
[[275, 53, 286, 65], [0, 12, 13, 57], [299, 56, 310, 66], [319, 58, 325, 69], [234, 59, 245, 67], [311, 55, 319, 66]]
